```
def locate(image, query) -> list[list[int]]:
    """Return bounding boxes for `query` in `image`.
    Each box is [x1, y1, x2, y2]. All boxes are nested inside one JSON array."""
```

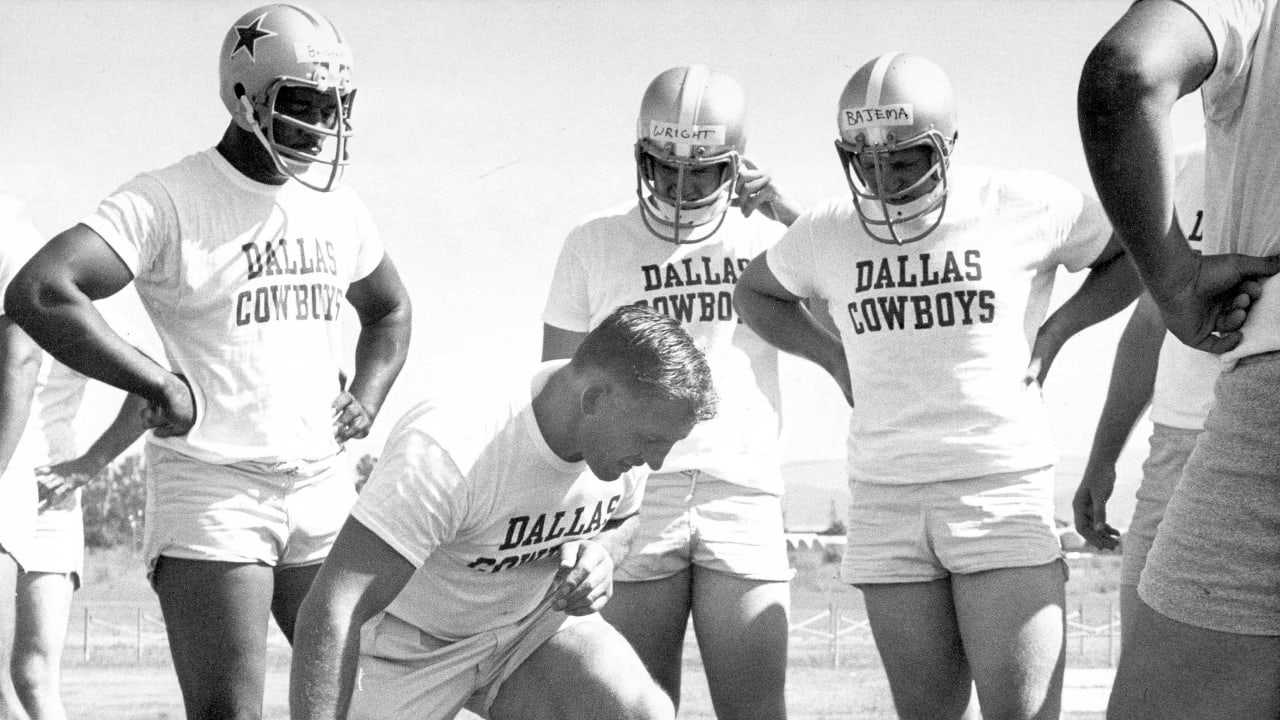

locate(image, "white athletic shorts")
[[842, 467, 1064, 584], [142, 443, 355, 574], [349, 603, 599, 719], [613, 470, 793, 583], [1120, 423, 1200, 587], [25, 487, 85, 589]]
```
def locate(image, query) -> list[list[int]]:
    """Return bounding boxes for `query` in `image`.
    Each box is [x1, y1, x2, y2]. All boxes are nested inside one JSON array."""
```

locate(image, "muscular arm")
[[337, 254, 413, 440], [0, 318, 43, 476], [1073, 293, 1165, 549], [541, 324, 588, 363], [3, 225, 187, 418], [1031, 236, 1141, 386], [38, 392, 149, 508], [737, 157, 803, 227], [289, 516, 416, 720], [1078, 0, 1280, 352], [1079, 1, 1210, 296], [76, 392, 150, 471], [733, 252, 851, 406]]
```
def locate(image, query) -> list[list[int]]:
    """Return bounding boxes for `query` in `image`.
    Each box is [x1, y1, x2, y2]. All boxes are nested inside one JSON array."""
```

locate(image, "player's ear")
[[579, 383, 611, 418]]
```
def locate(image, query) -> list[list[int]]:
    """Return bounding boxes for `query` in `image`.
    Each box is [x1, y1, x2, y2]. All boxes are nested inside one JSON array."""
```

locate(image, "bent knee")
[[539, 679, 672, 720], [10, 655, 56, 690], [625, 682, 675, 720]]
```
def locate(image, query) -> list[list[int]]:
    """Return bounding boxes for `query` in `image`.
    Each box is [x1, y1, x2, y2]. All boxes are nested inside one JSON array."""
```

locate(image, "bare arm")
[[733, 252, 851, 406], [289, 516, 416, 720], [334, 254, 413, 443], [805, 296, 840, 337], [0, 318, 43, 477], [736, 157, 803, 227], [38, 392, 149, 510], [3, 224, 192, 434], [1072, 293, 1165, 550], [541, 324, 588, 363], [1078, 0, 1280, 352], [1030, 236, 1141, 386]]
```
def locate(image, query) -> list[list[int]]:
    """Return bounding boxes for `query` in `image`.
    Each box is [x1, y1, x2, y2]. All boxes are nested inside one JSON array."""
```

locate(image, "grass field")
[[58, 547, 1122, 719]]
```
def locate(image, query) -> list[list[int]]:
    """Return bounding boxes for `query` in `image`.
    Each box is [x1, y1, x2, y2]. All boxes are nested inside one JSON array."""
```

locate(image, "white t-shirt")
[[542, 203, 783, 493], [0, 195, 44, 563], [767, 165, 1112, 484], [82, 148, 385, 464], [1151, 145, 1220, 430], [352, 362, 647, 642], [1180, 0, 1280, 367]]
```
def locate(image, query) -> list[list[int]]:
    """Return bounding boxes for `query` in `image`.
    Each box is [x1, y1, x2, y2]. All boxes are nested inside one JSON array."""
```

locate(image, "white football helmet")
[[219, 4, 354, 192], [635, 66, 746, 244], [835, 52, 957, 244]]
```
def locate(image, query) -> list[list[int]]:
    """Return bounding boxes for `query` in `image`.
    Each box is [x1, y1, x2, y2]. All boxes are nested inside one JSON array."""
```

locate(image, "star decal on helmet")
[[230, 13, 277, 61]]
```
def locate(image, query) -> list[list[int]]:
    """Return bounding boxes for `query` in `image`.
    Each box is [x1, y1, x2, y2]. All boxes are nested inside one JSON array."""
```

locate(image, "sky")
[[4, 0, 1207, 522]]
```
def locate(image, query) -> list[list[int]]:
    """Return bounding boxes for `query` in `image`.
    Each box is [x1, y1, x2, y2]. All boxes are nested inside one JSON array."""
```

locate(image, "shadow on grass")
[[61, 549, 1122, 719]]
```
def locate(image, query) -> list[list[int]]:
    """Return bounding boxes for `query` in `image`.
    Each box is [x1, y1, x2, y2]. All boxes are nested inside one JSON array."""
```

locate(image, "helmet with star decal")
[[219, 4, 355, 192]]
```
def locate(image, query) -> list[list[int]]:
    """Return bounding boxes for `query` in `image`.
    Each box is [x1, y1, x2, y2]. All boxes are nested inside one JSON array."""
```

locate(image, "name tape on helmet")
[[646, 120, 726, 145], [841, 104, 914, 131], [294, 42, 353, 66]]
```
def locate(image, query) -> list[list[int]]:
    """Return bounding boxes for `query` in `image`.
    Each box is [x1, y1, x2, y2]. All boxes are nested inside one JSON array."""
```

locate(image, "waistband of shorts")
[[147, 441, 344, 475], [1150, 422, 1204, 438], [234, 452, 343, 476], [648, 469, 782, 497], [849, 464, 1054, 488], [1231, 349, 1280, 370]]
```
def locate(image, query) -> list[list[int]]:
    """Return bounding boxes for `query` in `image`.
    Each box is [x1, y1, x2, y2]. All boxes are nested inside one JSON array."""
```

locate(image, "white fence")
[[69, 599, 1120, 668], [789, 600, 1120, 668], [69, 602, 290, 663]]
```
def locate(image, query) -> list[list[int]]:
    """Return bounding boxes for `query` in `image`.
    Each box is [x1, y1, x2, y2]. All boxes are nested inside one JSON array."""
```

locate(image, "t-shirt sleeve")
[[1179, 0, 1267, 121], [351, 422, 469, 568], [0, 196, 43, 308], [348, 192, 385, 282], [79, 175, 179, 278], [1059, 194, 1114, 272], [1025, 171, 1112, 273], [541, 229, 593, 333], [763, 214, 820, 298]]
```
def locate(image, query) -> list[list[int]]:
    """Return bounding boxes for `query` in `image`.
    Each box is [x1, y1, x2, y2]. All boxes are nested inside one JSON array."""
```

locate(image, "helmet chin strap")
[[857, 184, 946, 244], [640, 192, 732, 244], [239, 95, 293, 176], [860, 201, 944, 245]]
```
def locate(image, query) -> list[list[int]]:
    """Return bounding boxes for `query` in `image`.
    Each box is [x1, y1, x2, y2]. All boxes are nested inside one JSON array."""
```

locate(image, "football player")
[[736, 52, 1134, 720], [541, 66, 801, 719], [291, 305, 714, 720], [12, 374, 148, 720], [3, 6, 412, 719], [1080, 1, 1280, 717], [0, 194, 44, 720]]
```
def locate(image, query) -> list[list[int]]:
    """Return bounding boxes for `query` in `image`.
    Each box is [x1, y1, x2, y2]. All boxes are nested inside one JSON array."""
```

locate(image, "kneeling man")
[[290, 304, 717, 720]]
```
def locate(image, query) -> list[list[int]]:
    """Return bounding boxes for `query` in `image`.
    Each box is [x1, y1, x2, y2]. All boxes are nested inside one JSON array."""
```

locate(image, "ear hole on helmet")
[[237, 95, 259, 127]]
